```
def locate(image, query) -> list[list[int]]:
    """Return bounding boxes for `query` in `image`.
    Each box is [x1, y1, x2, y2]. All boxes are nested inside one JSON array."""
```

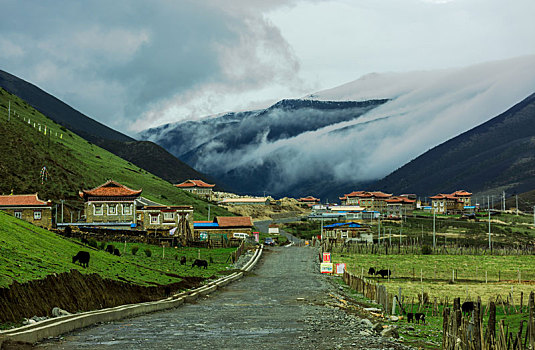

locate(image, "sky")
[[1, 0, 534, 136]]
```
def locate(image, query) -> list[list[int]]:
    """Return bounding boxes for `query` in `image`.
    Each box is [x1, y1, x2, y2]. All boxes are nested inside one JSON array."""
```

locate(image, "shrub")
[[209, 256, 214, 264], [421, 245, 432, 255], [131, 246, 139, 255], [144, 248, 152, 257], [88, 239, 98, 248], [99, 242, 106, 250]]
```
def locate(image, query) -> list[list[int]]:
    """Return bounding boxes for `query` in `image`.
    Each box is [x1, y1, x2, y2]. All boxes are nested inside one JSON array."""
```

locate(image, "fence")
[[343, 270, 393, 314], [442, 294, 535, 349]]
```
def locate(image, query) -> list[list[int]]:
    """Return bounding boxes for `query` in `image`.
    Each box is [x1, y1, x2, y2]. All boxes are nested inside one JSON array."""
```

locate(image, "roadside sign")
[[253, 232, 259, 242], [335, 263, 346, 274], [322, 252, 331, 263], [320, 263, 333, 274]]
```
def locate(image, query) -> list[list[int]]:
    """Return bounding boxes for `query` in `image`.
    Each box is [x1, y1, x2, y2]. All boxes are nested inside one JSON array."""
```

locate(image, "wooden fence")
[[442, 293, 535, 350], [343, 270, 393, 314]]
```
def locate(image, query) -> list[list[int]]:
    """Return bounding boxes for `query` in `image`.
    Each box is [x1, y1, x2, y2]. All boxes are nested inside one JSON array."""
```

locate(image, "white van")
[[232, 232, 249, 240]]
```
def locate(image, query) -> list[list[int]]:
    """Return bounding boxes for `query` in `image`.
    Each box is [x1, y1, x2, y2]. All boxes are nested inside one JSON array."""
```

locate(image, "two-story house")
[[0, 193, 53, 229], [339, 191, 392, 213], [175, 179, 215, 200], [429, 190, 472, 215]]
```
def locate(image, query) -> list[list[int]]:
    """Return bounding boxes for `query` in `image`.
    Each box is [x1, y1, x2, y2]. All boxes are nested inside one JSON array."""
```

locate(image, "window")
[[163, 212, 175, 221], [14, 211, 22, 219], [34, 210, 42, 220], [94, 205, 103, 215], [123, 204, 132, 215], [150, 214, 160, 224], [108, 204, 117, 215]]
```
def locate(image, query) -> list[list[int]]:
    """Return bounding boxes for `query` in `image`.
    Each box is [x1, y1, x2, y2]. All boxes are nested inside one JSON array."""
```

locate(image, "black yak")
[[113, 248, 121, 256], [368, 267, 376, 276], [462, 301, 475, 314], [375, 269, 391, 278], [180, 256, 187, 265], [414, 313, 425, 324], [192, 259, 208, 269], [106, 245, 115, 254], [72, 251, 90, 268]]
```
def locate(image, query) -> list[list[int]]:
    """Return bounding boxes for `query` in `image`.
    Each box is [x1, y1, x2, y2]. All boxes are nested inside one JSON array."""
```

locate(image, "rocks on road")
[[36, 246, 414, 350]]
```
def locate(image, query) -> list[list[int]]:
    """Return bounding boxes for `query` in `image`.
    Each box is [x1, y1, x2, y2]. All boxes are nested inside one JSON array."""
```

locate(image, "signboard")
[[335, 263, 346, 274], [322, 252, 331, 263], [199, 232, 208, 241], [253, 232, 259, 242], [320, 263, 333, 274]]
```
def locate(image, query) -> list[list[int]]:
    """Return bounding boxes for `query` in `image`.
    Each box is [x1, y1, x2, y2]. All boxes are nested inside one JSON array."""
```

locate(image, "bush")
[[131, 246, 139, 255], [421, 245, 432, 255], [99, 242, 106, 250], [144, 248, 152, 257], [88, 239, 98, 248]]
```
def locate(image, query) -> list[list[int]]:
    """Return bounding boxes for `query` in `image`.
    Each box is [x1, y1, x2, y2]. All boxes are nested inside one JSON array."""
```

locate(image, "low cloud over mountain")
[[140, 56, 535, 199]]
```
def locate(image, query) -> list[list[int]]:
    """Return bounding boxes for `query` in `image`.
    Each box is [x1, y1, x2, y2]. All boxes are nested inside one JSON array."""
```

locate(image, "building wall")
[[1, 207, 53, 229], [85, 201, 136, 224]]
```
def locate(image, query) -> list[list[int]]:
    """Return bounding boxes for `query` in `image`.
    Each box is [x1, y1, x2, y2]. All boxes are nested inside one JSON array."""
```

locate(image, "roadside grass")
[[0, 211, 235, 288], [0, 88, 230, 221]]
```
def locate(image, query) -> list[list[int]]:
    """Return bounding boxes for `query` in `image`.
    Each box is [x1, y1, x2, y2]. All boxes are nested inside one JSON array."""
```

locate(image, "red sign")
[[322, 252, 331, 263]]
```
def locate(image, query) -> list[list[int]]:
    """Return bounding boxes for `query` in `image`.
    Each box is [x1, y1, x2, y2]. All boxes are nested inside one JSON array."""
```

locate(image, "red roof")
[[298, 196, 320, 202], [0, 193, 51, 207], [343, 191, 392, 199], [452, 190, 472, 197], [175, 179, 215, 188], [80, 180, 142, 198], [385, 196, 416, 204], [216, 216, 253, 227]]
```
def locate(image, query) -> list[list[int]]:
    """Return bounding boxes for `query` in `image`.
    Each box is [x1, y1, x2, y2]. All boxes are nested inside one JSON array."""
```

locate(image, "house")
[[0, 193, 53, 229], [137, 205, 194, 244], [219, 197, 270, 205], [322, 222, 373, 243], [298, 196, 320, 207], [79, 180, 141, 226], [385, 196, 416, 218], [194, 216, 254, 237], [174, 179, 215, 200], [339, 191, 392, 212], [429, 190, 472, 215]]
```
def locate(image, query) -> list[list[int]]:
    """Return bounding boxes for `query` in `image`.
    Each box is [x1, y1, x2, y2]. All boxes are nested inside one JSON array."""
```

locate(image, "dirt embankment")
[[0, 270, 204, 324], [221, 197, 311, 221]]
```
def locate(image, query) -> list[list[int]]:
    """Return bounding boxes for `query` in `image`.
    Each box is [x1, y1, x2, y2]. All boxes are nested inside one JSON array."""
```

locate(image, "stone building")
[[174, 179, 215, 200], [0, 193, 53, 229]]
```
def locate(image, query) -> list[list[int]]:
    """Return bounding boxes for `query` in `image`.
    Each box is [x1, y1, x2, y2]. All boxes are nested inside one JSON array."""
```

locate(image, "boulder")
[[52, 307, 71, 317], [381, 326, 400, 338]]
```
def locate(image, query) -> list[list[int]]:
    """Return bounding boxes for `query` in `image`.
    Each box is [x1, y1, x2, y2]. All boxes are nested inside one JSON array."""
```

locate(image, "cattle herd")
[[367, 267, 391, 279]]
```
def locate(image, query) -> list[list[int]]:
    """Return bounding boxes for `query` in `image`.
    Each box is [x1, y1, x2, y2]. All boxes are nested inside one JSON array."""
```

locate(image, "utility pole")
[[207, 205, 211, 221], [502, 191, 506, 211], [516, 195, 519, 215], [8, 101, 10, 121], [378, 214, 381, 244], [488, 196, 491, 250], [61, 200, 64, 224], [321, 216, 324, 240], [433, 208, 436, 249]]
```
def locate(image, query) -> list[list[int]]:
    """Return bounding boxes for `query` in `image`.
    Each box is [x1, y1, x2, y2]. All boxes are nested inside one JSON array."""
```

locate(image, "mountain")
[[0, 87, 231, 220], [0, 69, 216, 187], [140, 56, 535, 199], [369, 92, 535, 198]]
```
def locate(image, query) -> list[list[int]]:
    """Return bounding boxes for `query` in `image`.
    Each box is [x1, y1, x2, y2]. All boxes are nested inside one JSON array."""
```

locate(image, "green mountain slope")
[[0, 88, 229, 220], [0, 69, 219, 188]]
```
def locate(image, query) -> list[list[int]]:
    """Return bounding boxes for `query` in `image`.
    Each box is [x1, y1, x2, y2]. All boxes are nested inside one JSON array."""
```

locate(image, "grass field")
[[0, 88, 231, 221], [0, 211, 236, 288]]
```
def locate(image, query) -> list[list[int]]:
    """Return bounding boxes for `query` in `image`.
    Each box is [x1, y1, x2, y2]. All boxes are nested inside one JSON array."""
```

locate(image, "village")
[[0, 174, 477, 249]]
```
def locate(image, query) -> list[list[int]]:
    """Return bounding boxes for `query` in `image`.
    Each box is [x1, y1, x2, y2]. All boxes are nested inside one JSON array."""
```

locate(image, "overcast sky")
[[1, 0, 534, 135]]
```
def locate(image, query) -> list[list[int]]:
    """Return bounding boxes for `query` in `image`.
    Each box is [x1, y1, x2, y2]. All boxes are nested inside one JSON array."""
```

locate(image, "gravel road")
[[36, 246, 414, 350]]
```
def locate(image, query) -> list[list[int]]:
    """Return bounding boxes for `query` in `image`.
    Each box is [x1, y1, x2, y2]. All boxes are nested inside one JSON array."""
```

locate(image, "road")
[[36, 245, 411, 350]]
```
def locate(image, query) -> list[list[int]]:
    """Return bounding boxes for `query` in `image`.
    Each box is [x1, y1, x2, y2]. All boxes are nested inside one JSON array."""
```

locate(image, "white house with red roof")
[[175, 179, 215, 200], [0, 193, 53, 228], [339, 191, 392, 212], [384, 196, 416, 217], [429, 190, 472, 214], [298, 196, 320, 207]]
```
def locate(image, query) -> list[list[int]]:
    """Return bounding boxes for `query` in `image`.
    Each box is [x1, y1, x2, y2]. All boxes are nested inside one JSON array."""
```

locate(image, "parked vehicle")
[[264, 237, 275, 246], [232, 232, 250, 240]]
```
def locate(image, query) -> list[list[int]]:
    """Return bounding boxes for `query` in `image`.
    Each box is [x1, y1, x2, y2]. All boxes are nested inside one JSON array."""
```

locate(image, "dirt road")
[[36, 246, 412, 350]]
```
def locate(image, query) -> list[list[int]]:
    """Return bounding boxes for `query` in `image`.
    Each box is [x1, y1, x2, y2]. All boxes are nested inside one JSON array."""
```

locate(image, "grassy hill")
[[0, 69, 219, 188], [0, 88, 230, 220]]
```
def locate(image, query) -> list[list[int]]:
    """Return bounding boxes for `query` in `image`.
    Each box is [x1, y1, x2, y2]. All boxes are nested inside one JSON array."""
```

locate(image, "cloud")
[[0, 0, 301, 133]]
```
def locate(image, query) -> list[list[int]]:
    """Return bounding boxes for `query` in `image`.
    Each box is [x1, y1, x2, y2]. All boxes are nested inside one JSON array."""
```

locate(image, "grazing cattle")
[[105, 245, 115, 254], [81, 237, 89, 245], [113, 248, 121, 257], [191, 259, 208, 269], [414, 313, 425, 324], [406, 312, 414, 323], [375, 269, 391, 278], [462, 301, 475, 314], [72, 251, 90, 268], [368, 267, 376, 276], [164, 286, 171, 297], [180, 256, 187, 265]]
